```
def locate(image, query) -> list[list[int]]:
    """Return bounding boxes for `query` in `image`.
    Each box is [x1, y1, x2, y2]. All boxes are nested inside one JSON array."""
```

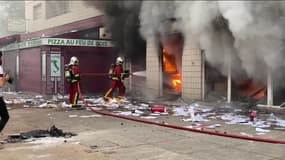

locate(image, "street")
[[0, 104, 284, 160]]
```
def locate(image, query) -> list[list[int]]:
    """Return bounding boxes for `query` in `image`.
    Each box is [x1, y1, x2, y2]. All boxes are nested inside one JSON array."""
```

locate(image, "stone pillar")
[[182, 38, 203, 100], [267, 69, 273, 107], [146, 37, 163, 99]]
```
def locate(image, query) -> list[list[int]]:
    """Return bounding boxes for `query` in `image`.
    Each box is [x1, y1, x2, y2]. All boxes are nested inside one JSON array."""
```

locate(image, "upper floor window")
[[33, 3, 42, 20], [46, 1, 70, 19]]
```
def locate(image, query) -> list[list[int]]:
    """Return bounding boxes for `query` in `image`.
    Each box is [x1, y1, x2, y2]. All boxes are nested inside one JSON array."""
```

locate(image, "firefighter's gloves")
[[122, 70, 130, 79]]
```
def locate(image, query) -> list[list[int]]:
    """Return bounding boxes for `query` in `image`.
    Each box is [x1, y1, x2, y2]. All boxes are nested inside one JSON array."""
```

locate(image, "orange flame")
[[172, 74, 181, 91], [163, 48, 177, 73], [162, 48, 182, 91], [240, 80, 266, 100]]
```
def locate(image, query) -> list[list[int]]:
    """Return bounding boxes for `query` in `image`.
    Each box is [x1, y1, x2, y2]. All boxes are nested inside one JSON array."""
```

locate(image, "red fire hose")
[[83, 103, 285, 144], [77, 84, 285, 145]]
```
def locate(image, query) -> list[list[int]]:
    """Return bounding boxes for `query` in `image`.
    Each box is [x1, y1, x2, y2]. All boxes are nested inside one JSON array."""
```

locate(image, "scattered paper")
[[206, 124, 221, 129], [256, 128, 270, 133], [240, 132, 253, 137], [79, 115, 102, 118], [140, 116, 157, 119]]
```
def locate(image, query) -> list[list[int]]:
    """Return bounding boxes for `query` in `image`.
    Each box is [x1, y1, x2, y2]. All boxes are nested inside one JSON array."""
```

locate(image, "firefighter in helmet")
[[65, 56, 80, 107], [104, 56, 126, 100]]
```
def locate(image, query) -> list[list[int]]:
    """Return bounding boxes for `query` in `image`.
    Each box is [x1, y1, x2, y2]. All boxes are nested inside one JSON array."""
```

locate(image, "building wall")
[[182, 38, 203, 100], [145, 36, 203, 100], [25, 0, 102, 32], [146, 37, 162, 99]]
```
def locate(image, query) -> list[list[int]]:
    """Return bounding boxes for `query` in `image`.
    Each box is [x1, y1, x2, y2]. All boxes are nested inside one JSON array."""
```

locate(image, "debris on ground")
[[3, 92, 285, 138], [4, 125, 77, 143]]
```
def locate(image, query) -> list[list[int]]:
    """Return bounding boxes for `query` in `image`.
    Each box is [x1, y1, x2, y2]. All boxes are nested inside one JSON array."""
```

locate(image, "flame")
[[163, 48, 177, 73], [162, 48, 182, 91], [240, 80, 266, 100], [172, 74, 181, 91]]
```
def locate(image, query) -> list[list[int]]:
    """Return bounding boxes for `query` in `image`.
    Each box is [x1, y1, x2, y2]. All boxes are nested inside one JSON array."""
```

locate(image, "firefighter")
[[104, 56, 126, 101], [66, 56, 80, 108]]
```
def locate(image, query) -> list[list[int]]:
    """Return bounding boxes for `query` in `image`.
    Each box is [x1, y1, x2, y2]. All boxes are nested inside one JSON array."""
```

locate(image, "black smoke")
[[85, 1, 146, 66]]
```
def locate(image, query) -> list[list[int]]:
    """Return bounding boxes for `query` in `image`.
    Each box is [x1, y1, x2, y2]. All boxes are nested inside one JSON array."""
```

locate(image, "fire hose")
[[77, 85, 285, 144]]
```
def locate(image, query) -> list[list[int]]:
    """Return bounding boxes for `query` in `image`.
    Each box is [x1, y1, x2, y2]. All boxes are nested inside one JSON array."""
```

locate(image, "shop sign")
[[1, 38, 114, 51], [50, 53, 61, 77], [45, 38, 113, 47], [2, 39, 43, 51]]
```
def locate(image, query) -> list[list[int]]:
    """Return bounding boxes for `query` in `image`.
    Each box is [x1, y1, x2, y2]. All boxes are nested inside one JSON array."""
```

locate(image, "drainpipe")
[[267, 69, 273, 107]]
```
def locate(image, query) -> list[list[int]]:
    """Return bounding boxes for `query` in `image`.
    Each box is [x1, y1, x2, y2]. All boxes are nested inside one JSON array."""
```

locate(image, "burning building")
[[92, 1, 285, 107], [1, 1, 285, 107]]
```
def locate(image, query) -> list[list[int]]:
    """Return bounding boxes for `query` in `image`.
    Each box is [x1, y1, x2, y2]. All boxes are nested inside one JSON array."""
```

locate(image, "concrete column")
[[201, 51, 205, 100], [227, 62, 232, 103], [146, 37, 163, 98], [182, 38, 203, 100], [267, 69, 273, 107]]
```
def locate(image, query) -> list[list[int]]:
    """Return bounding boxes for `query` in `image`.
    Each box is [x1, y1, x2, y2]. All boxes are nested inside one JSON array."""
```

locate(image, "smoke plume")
[[84, 1, 146, 65], [139, 1, 285, 87], [87, 1, 285, 87]]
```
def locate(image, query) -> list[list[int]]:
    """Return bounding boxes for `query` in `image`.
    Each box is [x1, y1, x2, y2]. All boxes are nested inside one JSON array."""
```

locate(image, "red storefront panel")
[[3, 50, 18, 91], [63, 46, 117, 94], [18, 48, 41, 93]]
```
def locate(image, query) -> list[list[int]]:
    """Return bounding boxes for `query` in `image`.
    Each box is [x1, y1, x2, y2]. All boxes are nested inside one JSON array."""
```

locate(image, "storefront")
[[2, 37, 116, 95], [1, 16, 118, 95]]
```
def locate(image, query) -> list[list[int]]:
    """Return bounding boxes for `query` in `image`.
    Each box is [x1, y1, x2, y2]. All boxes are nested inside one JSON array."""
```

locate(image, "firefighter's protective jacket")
[[69, 65, 80, 83], [111, 65, 124, 81]]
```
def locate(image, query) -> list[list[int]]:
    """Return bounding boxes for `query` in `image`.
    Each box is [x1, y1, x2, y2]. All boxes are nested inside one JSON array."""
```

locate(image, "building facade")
[[1, 1, 118, 95], [144, 20, 278, 107]]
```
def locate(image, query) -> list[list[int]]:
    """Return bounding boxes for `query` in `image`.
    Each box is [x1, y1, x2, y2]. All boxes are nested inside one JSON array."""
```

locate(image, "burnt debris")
[[5, 125, 77, 143]]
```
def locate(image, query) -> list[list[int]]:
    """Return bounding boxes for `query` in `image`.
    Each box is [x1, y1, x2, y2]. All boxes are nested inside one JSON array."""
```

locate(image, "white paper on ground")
[[256, 128, 270, 133], [131, 113, 141, 117], [39, 103, 48, 108], [174, 107, 190, 116], [116, 111, 132, 116], [160, 112, 169, 115], [240, 132, 253, 137], [206, 124, 221, 129], [221, 114, 234, 121], [182, 118, 193, 122], [184, 125, 194, 129], [79, 115, 102, 118], [140, 103, 149, 107], [134, 110, 144, 114], [195, 114, 209, 122], [251, 121, 271, 128], [276, 119, 285, 127], [256, 132, 267, 135], [140, 116, 157, 119]]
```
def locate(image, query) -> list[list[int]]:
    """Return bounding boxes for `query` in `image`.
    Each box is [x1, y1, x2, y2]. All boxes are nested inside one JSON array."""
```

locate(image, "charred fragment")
[[5, 126, 77, 143]]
